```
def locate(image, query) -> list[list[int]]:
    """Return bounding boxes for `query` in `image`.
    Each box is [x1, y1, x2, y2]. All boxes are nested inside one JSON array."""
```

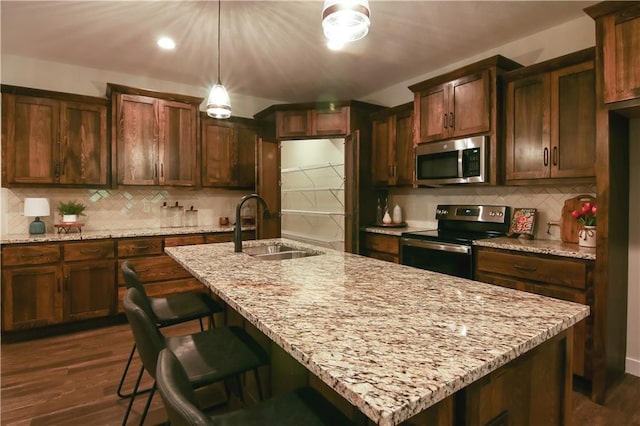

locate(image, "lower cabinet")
[[474, 247, 593, 379], [361, 232, 401, 263]]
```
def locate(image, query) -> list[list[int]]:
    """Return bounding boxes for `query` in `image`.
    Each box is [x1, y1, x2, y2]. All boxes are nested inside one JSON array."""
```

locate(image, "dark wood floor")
[[1, 322, 639, 425]]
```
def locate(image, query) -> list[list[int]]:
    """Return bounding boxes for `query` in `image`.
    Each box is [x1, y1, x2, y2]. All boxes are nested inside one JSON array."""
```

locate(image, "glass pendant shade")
[[322, 0, 370, 46], [206, 82, 231, 119]]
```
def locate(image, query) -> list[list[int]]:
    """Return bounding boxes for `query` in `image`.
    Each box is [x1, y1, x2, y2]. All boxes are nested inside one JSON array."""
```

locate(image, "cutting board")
[[561, 194, 596, 243]]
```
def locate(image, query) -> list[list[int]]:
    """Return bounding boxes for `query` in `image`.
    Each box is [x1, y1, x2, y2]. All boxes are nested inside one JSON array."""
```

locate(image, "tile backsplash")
[[388, 184, 597, 241], [2, 184, 596, 241], [1, 187, 253, 235]]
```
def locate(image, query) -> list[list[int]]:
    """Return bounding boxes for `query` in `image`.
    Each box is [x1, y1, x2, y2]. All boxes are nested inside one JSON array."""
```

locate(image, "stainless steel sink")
[[243, 243, 320, 261]]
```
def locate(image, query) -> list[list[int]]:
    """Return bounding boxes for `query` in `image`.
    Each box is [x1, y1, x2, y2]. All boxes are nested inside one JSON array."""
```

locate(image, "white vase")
[[62, 214, 78, 223], [392, 204, 403, 224], [578, 225, 596, 248]]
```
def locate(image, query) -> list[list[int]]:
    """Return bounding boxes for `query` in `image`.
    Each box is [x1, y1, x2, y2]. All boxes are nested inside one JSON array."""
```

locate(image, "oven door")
[[401, 238, 473, 279]]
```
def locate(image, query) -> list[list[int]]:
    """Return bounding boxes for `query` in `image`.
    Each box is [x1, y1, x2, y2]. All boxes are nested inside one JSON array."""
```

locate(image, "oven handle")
[[401, 238, 471, 254]]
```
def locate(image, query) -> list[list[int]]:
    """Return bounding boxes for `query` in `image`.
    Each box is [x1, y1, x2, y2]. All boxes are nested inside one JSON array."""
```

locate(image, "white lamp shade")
[[206, 83, 232, 119], [322, 0, 370, 46], [24, 198, 51, 217]]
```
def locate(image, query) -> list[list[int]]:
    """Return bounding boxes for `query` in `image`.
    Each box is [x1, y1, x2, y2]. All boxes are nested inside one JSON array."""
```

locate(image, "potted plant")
[[57, 200, 87, 223], [572, 201, 597, 247]]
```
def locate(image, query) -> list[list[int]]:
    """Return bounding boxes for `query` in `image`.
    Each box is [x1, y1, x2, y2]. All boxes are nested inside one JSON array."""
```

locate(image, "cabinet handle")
[[133, 245, 150, 250], [65, 276, 70, 291], [443, 114, 448, 129], [543, 148, 549, 166], [55, 162, 60, 178], [449, 113, 454, 129], [136, 268, 150, 273], [160, 163, 164, 178], [552, 147, 558, 166], [514, 264, 537, 272], [80, 248, 100, 253], [61, 156, 66, 176], [392, 165, 397, 179], [58, 277, 62, 293], [21, 254, 45, 259], [388, 165, 393, 178]]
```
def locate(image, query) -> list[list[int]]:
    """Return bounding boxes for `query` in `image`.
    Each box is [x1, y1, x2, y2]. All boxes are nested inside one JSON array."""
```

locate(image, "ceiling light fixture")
[[322, 0, 371, 49], [157, 36, 176, 50], [206, 0, 231, 119]]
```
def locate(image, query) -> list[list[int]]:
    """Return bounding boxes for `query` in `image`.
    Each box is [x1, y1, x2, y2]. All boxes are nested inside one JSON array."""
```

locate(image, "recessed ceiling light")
[[157, 37, 176, 50]]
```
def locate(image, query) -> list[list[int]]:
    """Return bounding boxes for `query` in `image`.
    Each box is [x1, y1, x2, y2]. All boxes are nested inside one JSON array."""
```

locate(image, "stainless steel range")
[[401, 205, 510, 279]]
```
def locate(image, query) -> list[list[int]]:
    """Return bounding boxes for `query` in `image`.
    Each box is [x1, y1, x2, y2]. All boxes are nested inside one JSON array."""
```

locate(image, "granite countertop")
[[0, 225, 254, 245], [165, 238, 589, 426], [474, 237, 596, 261], [362, 225, 429, 237]]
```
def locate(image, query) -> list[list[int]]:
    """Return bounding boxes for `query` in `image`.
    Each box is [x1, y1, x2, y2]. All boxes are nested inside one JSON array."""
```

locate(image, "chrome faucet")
[[234, 193, 272, 252]]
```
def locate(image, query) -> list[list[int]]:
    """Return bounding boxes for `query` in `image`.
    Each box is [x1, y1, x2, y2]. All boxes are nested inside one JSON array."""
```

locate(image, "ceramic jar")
[[578, 225, 596, 248]]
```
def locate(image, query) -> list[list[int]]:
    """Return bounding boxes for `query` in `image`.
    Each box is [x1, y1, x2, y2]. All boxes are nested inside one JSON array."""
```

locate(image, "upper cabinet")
[[201, 116, 257, 188], [1, 85, 109, 187], [371, 102, 414, 187], [503, 48, 596, 184], [276, 107, 349, 138], [585, 1, 640, 108], [409, 56, 521, 145], [107, 83, 201, 187]]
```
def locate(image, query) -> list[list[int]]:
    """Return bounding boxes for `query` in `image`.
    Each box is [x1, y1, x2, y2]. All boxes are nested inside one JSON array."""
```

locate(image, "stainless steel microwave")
[[415, 135, 488, 186]]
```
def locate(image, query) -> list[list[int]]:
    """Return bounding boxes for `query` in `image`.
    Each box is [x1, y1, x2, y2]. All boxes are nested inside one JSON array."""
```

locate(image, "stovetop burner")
[[402, 204, 511, 244]]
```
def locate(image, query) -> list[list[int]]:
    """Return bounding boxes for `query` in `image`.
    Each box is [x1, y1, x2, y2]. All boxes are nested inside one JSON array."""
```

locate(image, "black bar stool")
[[118, 260, 225, 399], [156, 348, 355, 426], [122, 286, 268, 425]]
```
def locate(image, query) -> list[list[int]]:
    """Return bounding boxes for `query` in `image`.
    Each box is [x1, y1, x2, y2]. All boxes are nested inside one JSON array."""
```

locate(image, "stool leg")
[[253, 368, 264, 401], [117, 343, 137, 398], [138, 382, 157, 426], [122, 365, 145, 426], [198, 318, 204, 332]]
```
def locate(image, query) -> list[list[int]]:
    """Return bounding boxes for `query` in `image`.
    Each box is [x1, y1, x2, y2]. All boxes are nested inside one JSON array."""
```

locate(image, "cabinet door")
[[3, 94, 59, 185], [449, 70, 491, 139], [235, 126, 257, 188], [277, 110, 310, 138], [60, 101, 108, 185], [371, 116, 391, 186], [505, 74, 551, 181], [116, 94, 158, 185], [551, 62, 596, 178], [158, 100, 197, 186], [415, 83, 448, 143], [63, 260, 115, 322], [600, 4, 640, 104], [313, 107, 348, 135], [202, 121, 234, 187], [394, 109, 414, 186], [2, 265, 62, 330]]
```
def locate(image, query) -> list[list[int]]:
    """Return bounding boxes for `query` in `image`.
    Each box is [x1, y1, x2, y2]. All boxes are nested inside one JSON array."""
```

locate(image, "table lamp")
[[24, 198, 50, 235]]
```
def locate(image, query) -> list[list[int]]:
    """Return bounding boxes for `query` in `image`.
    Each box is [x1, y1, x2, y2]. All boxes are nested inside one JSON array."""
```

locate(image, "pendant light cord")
[[217, 0, 221, 84]]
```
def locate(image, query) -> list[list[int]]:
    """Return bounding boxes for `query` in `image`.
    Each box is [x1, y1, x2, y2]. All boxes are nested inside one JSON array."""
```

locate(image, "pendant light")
[[322, 0, 370, 49], [206, 0, 231, 119]]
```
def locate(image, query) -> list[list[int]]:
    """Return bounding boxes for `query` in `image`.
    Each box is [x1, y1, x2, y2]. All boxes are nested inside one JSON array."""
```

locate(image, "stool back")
[[123, 286, 167, 378], [156, 348, 213, 426], [121, 261, 155, 321]]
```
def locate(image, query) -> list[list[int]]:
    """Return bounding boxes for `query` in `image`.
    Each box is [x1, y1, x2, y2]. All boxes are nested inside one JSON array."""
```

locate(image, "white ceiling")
[[1, 1, 596, 104]]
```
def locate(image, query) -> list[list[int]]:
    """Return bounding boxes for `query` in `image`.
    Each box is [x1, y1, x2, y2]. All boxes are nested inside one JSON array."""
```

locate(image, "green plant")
[[57, 200, 87, 216]]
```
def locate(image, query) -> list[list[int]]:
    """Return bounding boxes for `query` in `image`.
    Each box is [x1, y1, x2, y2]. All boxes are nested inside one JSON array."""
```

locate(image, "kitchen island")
[[165, 239, 590, 425]]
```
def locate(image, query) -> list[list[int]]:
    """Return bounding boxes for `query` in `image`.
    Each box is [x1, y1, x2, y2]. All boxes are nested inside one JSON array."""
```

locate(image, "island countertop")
[[165, 239, 590, 426]]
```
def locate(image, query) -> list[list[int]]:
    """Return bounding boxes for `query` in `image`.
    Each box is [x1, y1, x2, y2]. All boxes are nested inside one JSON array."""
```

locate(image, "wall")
[[628, 119, 640, 376], [2, 187, 251, 235]]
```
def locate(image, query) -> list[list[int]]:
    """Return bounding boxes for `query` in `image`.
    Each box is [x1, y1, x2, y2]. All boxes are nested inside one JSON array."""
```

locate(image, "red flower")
[[572, 201, 597, 226]]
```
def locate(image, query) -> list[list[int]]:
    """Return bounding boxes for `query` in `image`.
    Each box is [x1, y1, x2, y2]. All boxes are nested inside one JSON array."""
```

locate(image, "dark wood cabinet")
[[371, 102, 414, 187], [1, 245, 62, 331], [62, 241, 116, 322], [586, 2, 640, 107], [474, 247, 593, 380], [504, 49, 596, 184], [276, 107, 349, 138], [108, 83, 201, 187], [413, 70, 491, 143], [201, 116, 257, 188], [361, 232, 400, 263], [1, 85, 108, 187]]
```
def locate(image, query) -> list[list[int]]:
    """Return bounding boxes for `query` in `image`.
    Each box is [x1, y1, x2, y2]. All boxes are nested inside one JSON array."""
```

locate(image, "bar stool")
[[122, 286, 268, 425], [118, 260, 225, 399], [156, 348, 355, 426]]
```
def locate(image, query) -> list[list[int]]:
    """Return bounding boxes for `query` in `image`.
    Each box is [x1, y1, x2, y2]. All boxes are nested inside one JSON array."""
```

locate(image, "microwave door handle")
[[458, 148, 464, 178]]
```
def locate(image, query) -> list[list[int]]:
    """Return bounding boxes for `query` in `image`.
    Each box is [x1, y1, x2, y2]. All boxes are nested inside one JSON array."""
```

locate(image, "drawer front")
[[64, 240, 115, 261], [2, 244, 61, 266], [205, 231, 252, 244], [476, 249, 587, 289], [363, 234, 400, 255], [165, 235, 205, 247], [117, 256, 192, 285], [117, 238, 163, 257]]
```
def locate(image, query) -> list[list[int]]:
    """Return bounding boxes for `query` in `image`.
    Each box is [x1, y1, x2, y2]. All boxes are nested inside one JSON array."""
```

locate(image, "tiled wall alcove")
[[1, 187, 251, 235]]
